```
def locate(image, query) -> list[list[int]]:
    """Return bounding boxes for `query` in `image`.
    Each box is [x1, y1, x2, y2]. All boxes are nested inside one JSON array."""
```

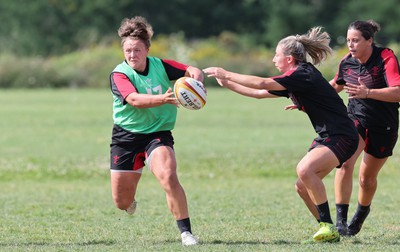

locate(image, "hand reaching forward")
[[203, 67, 228, 80]]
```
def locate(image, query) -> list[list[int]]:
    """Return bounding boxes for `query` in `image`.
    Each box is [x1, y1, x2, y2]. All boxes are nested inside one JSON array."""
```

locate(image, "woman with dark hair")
[[332, 20, 400, 236], [296, 20, 400, 237], [109, 16, 203, 246]]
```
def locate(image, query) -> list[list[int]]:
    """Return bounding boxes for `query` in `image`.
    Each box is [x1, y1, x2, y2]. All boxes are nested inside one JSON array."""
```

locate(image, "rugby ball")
[[174, 77, 207, 110]]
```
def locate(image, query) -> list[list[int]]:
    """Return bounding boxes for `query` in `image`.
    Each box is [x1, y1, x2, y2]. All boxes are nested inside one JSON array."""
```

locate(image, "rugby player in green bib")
[[109, 16, 203, 246]]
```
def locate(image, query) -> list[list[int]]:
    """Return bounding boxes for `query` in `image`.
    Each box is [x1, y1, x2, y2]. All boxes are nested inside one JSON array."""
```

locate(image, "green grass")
[[1, 89, 400, 251]]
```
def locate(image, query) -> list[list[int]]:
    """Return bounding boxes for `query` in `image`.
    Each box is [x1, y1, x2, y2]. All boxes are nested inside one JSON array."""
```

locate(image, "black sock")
[[316, 201, 333, 224], [352, 203, 371, 221], [357, 203, 371, 213], [336, 203, 349, 223], [177, 218, 191, 234], [348, 203, 371, 233]]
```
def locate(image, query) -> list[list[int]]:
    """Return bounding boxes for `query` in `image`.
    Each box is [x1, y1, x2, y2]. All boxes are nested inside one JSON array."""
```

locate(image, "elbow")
[[125, 93, 148, 108], [125, 97, 145, 108], [131, 103, 146, 108], [393, 87, 400, 102]]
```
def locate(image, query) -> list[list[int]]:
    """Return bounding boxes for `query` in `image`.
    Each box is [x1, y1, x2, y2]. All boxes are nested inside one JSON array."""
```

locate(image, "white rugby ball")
[[174, 77, 207, 110]]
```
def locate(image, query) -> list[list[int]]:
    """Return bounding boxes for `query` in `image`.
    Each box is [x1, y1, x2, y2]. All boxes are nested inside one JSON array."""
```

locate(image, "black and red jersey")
[[271, 62, 358, 140], [334, 46, 400, 129]]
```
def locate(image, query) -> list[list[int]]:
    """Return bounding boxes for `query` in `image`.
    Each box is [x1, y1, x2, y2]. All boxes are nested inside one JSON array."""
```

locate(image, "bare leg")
[[333, 136, 364, 235], [296, 146, 341, 242], [150, 146, 189, 220], [334, 136, 364, 205], [358, 153, 387, 205], [346, 153, 387, 236], [111, 171, 142, 210], [296, 146, 338, 206], [295, 179, 319, 220]]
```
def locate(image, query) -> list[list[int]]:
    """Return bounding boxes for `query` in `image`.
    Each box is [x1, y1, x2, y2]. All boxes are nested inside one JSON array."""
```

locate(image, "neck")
[[357, 46, 373, 64]]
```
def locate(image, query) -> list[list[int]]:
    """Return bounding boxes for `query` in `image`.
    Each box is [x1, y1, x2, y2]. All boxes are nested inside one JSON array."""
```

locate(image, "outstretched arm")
[[203, 67, 285, 91], [216, 78, 280, 99]]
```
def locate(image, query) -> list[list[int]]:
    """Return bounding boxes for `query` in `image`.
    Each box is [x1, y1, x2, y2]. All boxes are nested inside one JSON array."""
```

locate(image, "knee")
[[338, 162, 354, 174], [296, 164, 309, 182], [359, 176, 377, 190], [113, 196, 132, 211], [158, 172, 180, 191]]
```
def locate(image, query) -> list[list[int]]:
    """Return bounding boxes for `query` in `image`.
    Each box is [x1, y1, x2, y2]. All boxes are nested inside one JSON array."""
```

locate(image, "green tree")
[[0, 0, 398, 56], [336, 0, 400, 46]]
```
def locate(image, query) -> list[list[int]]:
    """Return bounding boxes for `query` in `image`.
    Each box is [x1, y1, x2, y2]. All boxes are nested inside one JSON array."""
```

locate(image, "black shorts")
[[110, 125, 174, 172], [309, 135, 358, 168], [354, 119, 398, 158]]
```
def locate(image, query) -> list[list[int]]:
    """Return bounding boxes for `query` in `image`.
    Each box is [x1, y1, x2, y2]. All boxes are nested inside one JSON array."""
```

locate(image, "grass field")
[[1, 88, 400, 251]]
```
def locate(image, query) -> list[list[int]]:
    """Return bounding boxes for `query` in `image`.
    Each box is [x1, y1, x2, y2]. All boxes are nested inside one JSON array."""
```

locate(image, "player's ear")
[[286, 55, 295, 64], [367, 37, 373, 46]]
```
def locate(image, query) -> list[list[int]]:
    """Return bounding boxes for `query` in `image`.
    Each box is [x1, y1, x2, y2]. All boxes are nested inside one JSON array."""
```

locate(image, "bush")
[[1, 35, 398, 89], [0, 45, 122, 88]]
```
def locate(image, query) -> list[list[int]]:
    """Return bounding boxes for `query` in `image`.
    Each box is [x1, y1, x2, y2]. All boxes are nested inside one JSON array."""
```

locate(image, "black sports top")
[[271, 62, 358, 140], [334, 46, 400, 129]]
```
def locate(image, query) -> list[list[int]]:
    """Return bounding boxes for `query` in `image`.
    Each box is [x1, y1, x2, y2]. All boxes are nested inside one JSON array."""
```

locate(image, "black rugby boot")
[[336, 218, 349, 236], [347, 207, 370, 236]]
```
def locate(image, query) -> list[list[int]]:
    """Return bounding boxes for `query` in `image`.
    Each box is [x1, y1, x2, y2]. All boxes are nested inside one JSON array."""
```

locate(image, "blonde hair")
[[278, 27, 332, 65], [118, 16, 153, 48]]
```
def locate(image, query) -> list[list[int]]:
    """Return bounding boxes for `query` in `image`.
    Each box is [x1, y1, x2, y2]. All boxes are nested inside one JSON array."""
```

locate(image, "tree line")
[[1, 0, 399, 57]]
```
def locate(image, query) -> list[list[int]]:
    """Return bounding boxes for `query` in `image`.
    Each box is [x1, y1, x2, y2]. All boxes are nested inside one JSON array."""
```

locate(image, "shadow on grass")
[[161, 238, 298, 245], [207, 239, 297, 245], [0, 239, 116, 247], [162, 235, 400, 246]]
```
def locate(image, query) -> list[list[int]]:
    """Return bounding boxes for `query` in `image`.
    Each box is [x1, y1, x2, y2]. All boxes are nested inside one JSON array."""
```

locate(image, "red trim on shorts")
[[133, 152, 146, 171], [364, 128, 369, 152]]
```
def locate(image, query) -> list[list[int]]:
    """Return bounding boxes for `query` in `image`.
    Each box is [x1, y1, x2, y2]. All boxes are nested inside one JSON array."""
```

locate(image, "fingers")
[[167, 96, 180, 107], [165, 87, 174, 97], [284, 104, 298, 110], [358, 77, 366, 86], [344, 79, 369, 99], [202, 67, 215, 77], [216, 78, 226, 87], [202, 67, 225, 79]]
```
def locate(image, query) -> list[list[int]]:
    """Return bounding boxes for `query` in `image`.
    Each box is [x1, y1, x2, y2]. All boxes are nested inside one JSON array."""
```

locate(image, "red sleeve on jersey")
[[271, 68, 296, 80], [162, 59, 189, 71], [381, 49, 400, 87], [112, 72, 137, 99]]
